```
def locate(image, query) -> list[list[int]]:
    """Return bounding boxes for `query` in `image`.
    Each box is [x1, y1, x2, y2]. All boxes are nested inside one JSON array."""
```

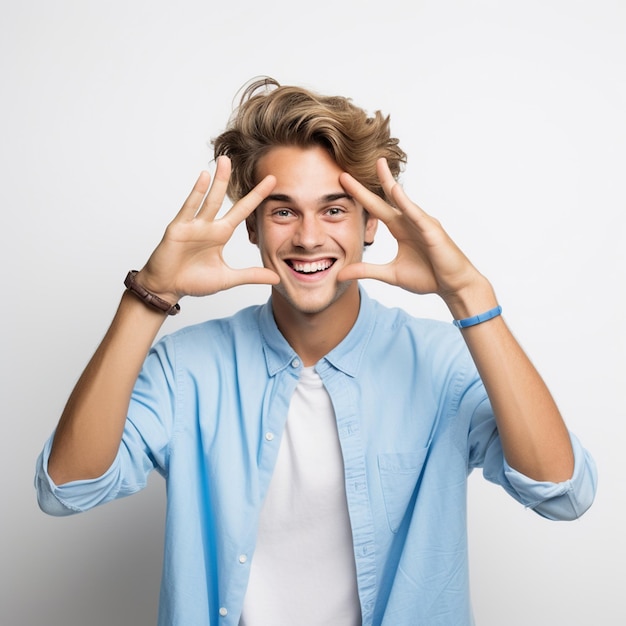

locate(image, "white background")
[[3, 1, 624, 624]]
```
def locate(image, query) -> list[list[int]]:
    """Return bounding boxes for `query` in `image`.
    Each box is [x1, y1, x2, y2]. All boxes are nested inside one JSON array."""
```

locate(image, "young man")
[[36, 78, 597, 625]]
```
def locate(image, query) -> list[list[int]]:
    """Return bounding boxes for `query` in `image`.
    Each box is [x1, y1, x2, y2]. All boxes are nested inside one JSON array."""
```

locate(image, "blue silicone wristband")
[[452, 305, 502, 329]]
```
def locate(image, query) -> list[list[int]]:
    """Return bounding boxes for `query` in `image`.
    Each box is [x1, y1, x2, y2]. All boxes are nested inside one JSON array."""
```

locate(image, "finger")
[[337, 260, 396, 285], [375, 158, 399, 201], [227, 266, 280, 288], [196, 155, 232, 221], [388, 180, 429, 223], [338, 172, 399, 223], [376, 158, 430, 224], [174, 170, 212, 221], [222, 174, 277, 228]]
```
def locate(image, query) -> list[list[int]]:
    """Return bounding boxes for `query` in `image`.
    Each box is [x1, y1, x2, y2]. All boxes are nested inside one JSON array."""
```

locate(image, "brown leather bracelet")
[[124, 270, 181, 315]]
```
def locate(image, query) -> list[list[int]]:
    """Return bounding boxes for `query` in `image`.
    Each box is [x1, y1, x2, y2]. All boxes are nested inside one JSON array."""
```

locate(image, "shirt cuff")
[[34, 435, 122, 516], [503, 433, 597, 521]]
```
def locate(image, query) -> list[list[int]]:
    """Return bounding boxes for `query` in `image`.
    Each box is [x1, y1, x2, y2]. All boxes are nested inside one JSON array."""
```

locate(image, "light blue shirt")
[[36, 289, 597, 625]]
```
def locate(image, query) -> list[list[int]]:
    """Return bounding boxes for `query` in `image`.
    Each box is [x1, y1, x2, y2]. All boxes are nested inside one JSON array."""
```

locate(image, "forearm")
[[47, 291, 168, 485], [446, 279, 575, 483], [46, 163, 278, 485], [337, 164, 576, 482]]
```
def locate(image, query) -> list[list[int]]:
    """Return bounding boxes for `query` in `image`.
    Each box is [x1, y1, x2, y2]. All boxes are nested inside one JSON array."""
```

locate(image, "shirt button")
[[219, 607, 228, 617], [238, 554, 247, 564], [291, 358, 300, 368], [265, 432, 274, 441]]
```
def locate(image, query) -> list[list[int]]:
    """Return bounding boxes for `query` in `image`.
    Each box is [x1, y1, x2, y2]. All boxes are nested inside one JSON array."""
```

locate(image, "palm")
[[338, 160, 480, 300], [137, 157, 279, 302]]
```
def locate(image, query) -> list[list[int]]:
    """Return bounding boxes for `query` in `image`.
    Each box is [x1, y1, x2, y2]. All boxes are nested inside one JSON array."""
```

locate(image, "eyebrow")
[[262, 192, 355, 205]]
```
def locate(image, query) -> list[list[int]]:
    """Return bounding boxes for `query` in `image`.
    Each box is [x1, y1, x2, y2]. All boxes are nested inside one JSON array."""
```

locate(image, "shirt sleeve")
[[34, 335, 178, 516], [500, 433, 598, 520], [466, 386, 597, 521]]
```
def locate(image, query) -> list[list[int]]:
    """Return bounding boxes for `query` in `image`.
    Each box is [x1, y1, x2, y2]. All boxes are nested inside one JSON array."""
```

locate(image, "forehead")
[[255, 145, 345, 198]]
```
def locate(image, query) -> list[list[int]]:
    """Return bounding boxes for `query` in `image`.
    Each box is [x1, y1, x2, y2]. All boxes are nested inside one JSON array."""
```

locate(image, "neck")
[[271, 285, 361, 366]]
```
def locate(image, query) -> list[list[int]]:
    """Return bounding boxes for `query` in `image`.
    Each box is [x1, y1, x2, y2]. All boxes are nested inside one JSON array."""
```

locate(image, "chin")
[[272, 282, 352, 316]]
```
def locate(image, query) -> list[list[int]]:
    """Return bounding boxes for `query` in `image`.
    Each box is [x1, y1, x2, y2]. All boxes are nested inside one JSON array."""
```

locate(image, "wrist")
[[124, 270, 180, 316], [119, 289, 172, 321], [133, 269, 181, 305], [442, 276, 498, 321]]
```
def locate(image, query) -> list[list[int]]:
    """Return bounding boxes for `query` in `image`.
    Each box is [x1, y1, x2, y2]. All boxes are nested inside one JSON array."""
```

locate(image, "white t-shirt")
[[240, 366, 361, 625]]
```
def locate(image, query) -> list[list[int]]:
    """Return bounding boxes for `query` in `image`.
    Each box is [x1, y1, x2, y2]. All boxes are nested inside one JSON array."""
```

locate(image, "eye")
[[326, 206, 345, 217], [272, 208, 293, 218]]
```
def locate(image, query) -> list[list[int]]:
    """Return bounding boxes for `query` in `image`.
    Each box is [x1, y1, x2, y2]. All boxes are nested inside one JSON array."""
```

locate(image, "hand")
[[136, 156, 279, 303], [338, 159, 492, 309]]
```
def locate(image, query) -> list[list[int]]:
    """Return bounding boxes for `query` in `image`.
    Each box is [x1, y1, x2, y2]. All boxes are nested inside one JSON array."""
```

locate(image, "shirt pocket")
[[378, 449, 429, 533]]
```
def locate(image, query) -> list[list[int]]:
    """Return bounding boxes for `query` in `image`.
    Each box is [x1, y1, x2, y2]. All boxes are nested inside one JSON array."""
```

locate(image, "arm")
[[338, 160, 574, 483], [48, 157, 278, 485]]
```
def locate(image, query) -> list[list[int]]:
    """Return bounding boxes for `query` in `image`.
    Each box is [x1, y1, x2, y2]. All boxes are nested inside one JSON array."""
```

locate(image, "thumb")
[[230, 267, 281, 287], [338, 261, 393, 284]]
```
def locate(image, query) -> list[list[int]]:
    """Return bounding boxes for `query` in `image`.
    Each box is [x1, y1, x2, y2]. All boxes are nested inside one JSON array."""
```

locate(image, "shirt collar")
[[257, 286, 377, 378], [258, 300, 300, 377], [323, 287, 376, 377]]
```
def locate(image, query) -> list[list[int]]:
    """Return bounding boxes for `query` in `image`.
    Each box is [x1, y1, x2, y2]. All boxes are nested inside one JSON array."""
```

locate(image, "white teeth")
[[291, 260, 333, 273]]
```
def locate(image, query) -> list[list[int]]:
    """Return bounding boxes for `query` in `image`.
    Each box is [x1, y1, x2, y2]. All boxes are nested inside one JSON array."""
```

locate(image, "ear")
[[364, 213, 378, 244], [246, 213, 259, 245]]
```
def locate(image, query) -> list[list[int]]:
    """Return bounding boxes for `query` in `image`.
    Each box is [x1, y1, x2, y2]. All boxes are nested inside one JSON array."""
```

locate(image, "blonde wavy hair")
[[212, 77, 407, 202]]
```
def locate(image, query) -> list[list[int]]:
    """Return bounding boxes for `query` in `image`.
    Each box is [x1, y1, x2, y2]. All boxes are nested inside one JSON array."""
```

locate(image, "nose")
[[292, 214, 325, 249]]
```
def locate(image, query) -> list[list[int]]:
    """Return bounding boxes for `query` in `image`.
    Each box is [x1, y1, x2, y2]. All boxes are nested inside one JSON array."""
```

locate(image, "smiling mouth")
[[286, 259, 336, 274]]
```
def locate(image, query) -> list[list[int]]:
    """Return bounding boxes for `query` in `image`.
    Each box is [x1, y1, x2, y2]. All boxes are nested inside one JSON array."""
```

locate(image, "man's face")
[[248, 145, 377, 317]]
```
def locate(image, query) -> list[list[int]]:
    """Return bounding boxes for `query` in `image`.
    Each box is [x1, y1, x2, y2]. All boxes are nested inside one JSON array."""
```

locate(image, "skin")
[[247, 146, 377, 364], [337, 160, 575, 482], [48, 145, 575, 486]]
